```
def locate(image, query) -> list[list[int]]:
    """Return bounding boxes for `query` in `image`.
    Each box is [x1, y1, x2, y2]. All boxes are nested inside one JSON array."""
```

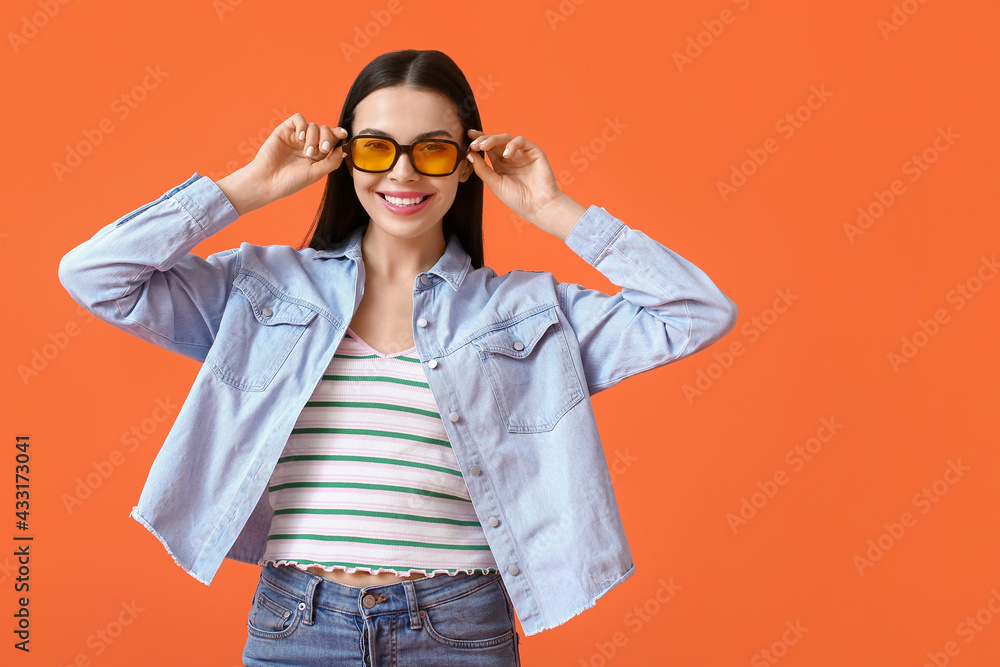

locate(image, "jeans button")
[[362, 594, 376, 609]]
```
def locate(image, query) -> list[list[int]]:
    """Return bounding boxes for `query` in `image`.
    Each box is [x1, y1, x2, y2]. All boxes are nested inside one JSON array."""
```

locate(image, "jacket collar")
[[309, 221, 472, 291]]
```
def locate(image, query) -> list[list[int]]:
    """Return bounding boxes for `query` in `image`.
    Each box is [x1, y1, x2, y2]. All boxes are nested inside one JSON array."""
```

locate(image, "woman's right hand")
[[216, 112, 349, 215]]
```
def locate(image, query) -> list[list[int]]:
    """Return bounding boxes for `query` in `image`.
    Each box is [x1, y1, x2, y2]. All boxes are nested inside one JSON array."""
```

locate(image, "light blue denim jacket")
[[57, 173, 738, 636]]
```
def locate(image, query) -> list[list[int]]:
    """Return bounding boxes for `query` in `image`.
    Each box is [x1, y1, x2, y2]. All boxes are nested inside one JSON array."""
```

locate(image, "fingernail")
[[321, 140, 331, 151], [467, 154, 473, 163], [306, 146, 314, 157], [503, 148, 509, 157], [299, 130, 305, 140]]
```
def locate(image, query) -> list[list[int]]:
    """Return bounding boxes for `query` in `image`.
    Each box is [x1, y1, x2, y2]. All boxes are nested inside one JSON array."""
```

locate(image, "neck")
[[360, 220, 446, 285]]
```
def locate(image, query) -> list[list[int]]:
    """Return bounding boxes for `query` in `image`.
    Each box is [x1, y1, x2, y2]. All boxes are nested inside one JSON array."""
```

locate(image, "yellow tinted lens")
[[414, 141, 458, 175], [351, 138, 396, 171]]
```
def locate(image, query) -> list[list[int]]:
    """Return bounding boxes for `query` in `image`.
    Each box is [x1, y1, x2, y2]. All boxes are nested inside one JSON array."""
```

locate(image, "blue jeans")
[[242, 563, 521, 666]]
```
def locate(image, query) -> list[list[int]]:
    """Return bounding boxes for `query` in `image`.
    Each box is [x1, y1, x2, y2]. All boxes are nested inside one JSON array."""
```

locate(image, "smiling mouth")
[[378, 193, 432, 207]]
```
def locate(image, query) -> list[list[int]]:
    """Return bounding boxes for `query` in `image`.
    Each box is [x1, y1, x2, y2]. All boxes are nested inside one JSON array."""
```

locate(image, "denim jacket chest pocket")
[[206, 272, 318, 392], [471, 306, 586, 433]]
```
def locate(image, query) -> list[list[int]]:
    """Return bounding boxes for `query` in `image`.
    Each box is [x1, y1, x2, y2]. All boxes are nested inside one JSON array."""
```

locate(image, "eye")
[[362, 139, 392, 151], [417, 142, 448, 153]]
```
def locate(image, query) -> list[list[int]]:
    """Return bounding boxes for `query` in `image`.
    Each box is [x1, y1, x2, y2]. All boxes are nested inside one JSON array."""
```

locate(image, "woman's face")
[[347, 85, 474, 242]]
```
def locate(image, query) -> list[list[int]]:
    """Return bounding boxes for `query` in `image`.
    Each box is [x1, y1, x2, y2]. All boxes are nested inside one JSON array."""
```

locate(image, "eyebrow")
[[355, 128, 455, 141]]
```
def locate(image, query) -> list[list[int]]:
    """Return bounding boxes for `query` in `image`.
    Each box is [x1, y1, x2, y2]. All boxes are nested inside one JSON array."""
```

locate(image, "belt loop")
[[302, 574, 319, 625], [402, 579, 422, 630]]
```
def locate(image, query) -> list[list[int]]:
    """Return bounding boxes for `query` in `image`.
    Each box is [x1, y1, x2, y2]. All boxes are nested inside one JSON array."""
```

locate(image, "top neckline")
[[344, 327, 417, 359]]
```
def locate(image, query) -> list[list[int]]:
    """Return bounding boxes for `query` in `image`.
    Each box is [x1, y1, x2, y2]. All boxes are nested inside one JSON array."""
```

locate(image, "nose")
[[388, 149, 419, 181]]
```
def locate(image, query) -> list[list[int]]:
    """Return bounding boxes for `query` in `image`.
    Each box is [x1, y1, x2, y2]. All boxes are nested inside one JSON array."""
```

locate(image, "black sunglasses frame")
[[336, 134, 472, 177]]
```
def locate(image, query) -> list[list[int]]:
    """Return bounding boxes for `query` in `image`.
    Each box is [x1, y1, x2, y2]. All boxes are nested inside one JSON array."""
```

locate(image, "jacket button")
[[470, 465, 481, 475], [488, 516, 499, 527], [362, 594, 376, 608], [428, 359, 438, 368], [417, 317, 428, 327], [262, 307, 273, 317], [513, 340, 524, 351], [507, 565, 519, 575], [449, 412, 460, 422], [420, 275, 430, 285]]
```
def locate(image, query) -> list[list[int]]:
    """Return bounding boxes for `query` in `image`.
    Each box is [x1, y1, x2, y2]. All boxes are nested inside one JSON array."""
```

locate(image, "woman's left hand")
[[465, 130, 565, 227]]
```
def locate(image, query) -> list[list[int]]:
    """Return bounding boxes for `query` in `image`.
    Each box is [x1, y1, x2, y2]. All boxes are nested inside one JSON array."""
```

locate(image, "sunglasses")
[[337, 134, 472, 177]]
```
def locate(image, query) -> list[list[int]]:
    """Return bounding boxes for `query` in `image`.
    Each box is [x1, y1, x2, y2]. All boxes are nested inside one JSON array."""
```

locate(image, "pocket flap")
[[234, 273, 318, 326], [472, 307, 559, 358]]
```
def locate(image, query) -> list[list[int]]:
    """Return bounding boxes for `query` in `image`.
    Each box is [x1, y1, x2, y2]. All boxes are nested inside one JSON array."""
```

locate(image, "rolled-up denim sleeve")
[[558, 205, 739, 395], [57, 173, 242, 363]]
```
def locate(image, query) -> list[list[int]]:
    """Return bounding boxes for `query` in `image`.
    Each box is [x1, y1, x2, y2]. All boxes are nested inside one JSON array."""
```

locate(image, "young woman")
[[58, 49, 738, 665]]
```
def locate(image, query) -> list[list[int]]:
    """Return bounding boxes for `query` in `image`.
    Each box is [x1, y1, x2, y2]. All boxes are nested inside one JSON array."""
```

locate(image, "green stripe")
[[272, 507, 482, 526], [288, 427, 450, 447], [333, 352, 380, 360], [395, 354, 421, 363], [268, 481, 470, 502], [303, 400, 440, 419], [277, 454, 461, 476], [333, 352, 422, 363], [266, 560, 499, 574], [322, 374, 429, 388], [266, 533, 492, 550]]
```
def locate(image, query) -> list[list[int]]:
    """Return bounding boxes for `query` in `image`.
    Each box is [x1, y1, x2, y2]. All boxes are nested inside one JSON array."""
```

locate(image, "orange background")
[[5, 0, 1000, 664]]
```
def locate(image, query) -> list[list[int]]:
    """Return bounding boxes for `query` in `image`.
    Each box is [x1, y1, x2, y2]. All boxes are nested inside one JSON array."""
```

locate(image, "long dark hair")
[[297, 49, 485, 270]]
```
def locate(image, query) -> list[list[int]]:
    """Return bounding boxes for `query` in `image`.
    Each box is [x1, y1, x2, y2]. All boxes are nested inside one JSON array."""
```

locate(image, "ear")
[[457, 158, 473, 183]]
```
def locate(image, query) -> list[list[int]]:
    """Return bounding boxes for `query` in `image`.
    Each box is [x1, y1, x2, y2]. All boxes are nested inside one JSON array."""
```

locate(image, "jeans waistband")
[[259, 563, 504, 629]]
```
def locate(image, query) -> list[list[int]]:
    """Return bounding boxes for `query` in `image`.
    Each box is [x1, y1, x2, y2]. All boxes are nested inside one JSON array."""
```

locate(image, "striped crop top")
[[258, 327, 500, 578]]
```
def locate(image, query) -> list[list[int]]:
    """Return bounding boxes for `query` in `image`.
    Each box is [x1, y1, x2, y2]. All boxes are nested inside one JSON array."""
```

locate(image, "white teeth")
[[383, 194, 426, 206]]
